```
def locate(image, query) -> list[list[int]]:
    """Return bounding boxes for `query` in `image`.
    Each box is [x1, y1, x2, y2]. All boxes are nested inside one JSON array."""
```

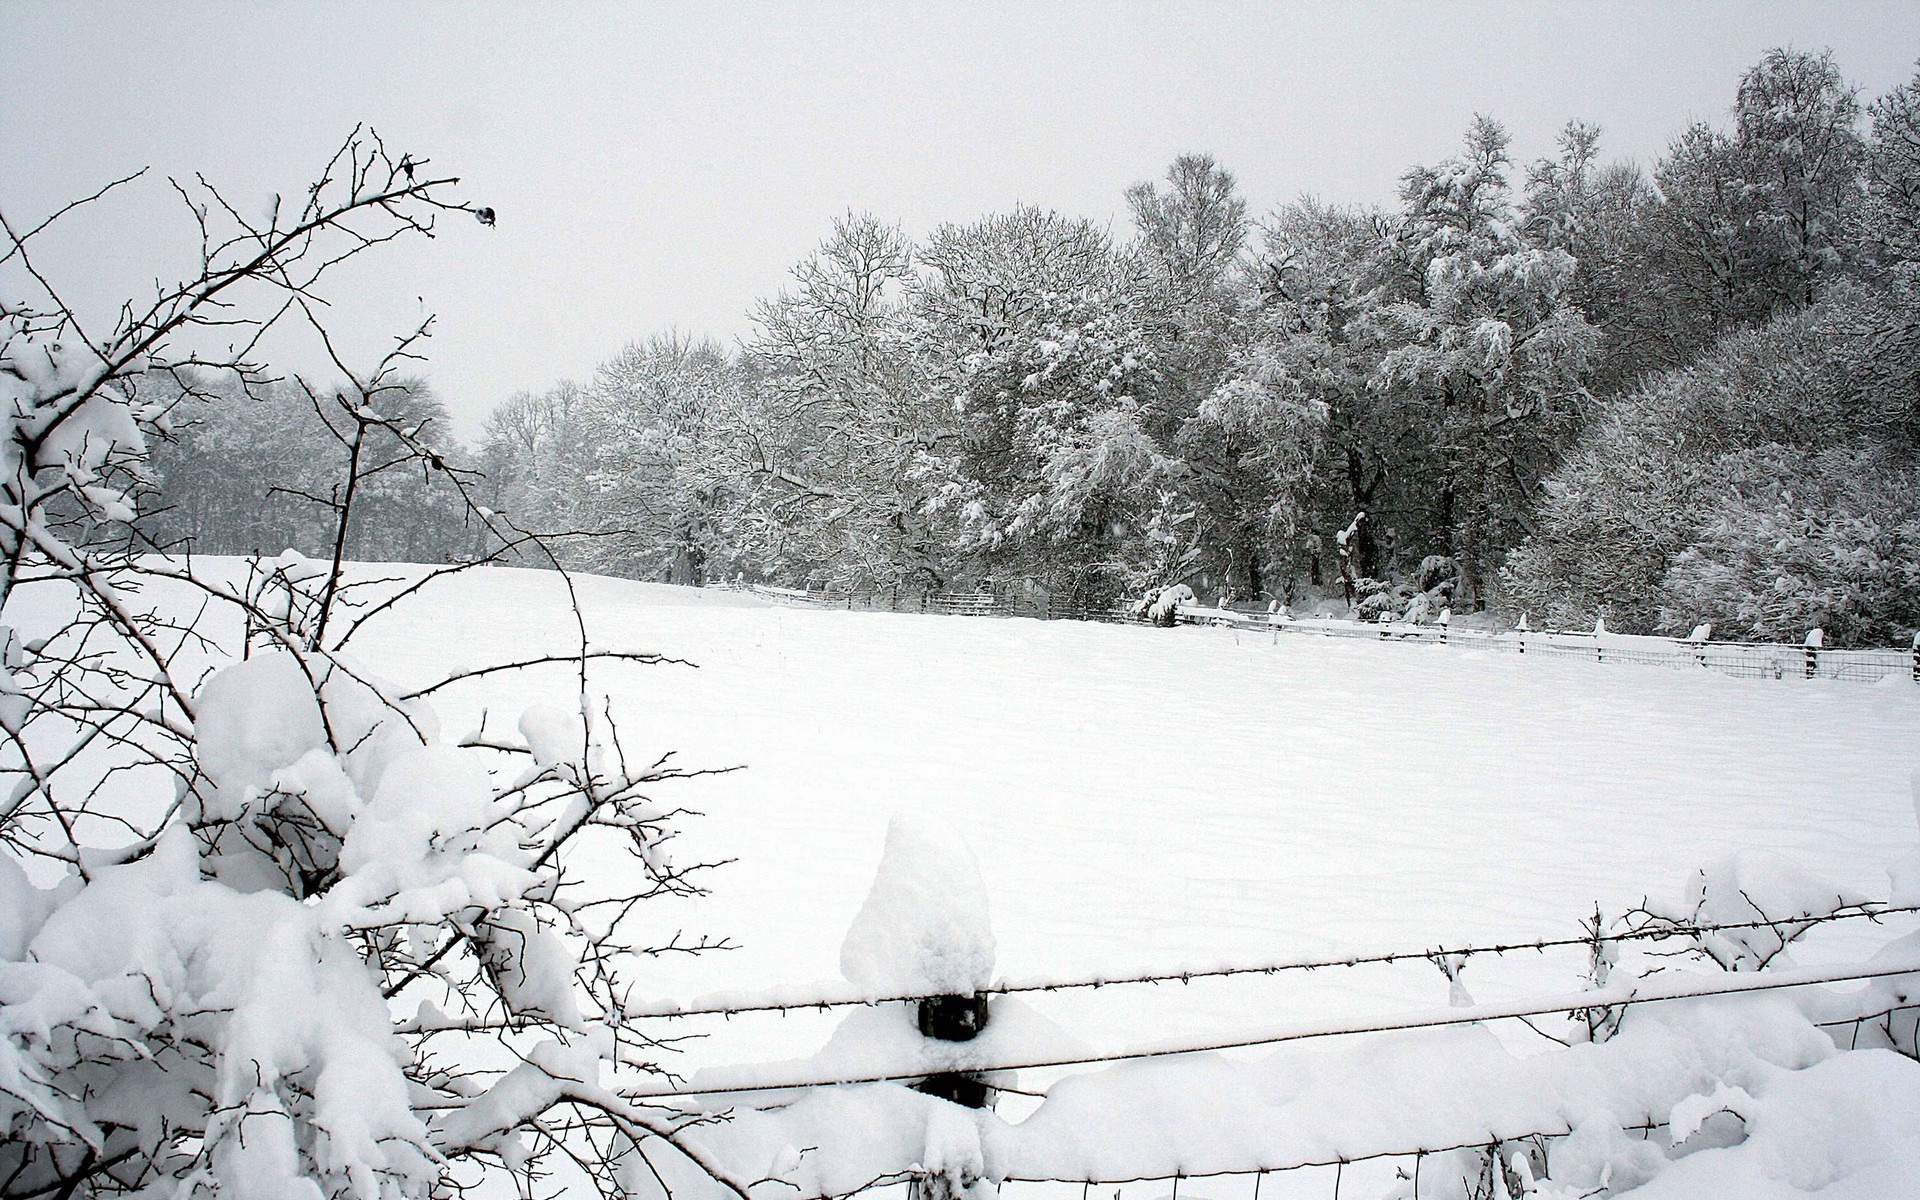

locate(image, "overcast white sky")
[[5, 2, 1919, 442]]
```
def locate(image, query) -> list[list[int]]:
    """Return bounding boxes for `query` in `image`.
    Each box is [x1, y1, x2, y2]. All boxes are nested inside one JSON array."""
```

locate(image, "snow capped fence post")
[[1686, 623, 1713, 670], [842, 812, 997, 1106], [1804, 628, 1824, 679], [841, 813, 998, 1200]]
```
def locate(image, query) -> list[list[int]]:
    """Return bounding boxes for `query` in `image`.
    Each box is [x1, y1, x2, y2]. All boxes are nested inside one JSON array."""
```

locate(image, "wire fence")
[[634, 955, 1920, 1100], [636, 898, 1920, 1200], [1174, 606, 1917, 685], [620, 903, 1920, 1020], [736, 583, 1132, 623]]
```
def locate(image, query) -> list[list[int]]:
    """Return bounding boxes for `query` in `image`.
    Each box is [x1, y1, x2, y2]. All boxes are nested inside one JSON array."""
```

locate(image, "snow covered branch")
[[0, 133, 738, 1200]]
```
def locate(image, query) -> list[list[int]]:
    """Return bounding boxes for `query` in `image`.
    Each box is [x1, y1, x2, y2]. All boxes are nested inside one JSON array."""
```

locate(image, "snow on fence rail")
[[1172, 604, 1920, 685], [613, 816, 1920, 1200]]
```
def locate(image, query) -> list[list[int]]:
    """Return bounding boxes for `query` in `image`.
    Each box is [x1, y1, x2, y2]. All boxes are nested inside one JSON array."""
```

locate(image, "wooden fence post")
[[1804, 628, 1823, 679], [1911, 631, 1918, 684], [912, 992, 992, 1109], [1685, 623, 1712, 670]]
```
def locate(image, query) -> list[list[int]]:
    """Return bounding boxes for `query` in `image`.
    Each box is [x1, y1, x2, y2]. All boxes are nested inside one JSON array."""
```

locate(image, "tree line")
[[144, 49, 1920, 645]]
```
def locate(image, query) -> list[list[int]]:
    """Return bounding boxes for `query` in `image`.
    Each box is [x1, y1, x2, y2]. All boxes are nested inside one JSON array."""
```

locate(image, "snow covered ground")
[[346, 564, 1920, 1196]]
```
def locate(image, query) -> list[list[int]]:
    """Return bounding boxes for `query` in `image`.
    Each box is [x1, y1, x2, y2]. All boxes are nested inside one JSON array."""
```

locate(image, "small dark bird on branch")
[[474, 207, 496, 227], [399, 155, 414, 181]]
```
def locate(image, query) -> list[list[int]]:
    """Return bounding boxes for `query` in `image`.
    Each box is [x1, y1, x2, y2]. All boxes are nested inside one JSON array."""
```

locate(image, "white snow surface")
[[344, 568, 1918, 1010], [81, 562, 1920, 1199]]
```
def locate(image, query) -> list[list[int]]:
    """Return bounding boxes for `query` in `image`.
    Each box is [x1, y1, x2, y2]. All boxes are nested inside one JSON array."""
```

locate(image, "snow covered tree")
[[1126, 154, 1322, 601], [1, 132, 745, 1200], [915, 207, 1170, 600], [1734, 48, 1867, 308], [141, 369, 471, 565], [1867, 64, 1920, 266], [1660, 442, 1920, 645], [474, 379, 595, 564], [1374, 116, 1597, 605], [568, 333, 754, 585], [1501, 280, 1920, 637], [1635, 48, 1867, 368], [1523, 123, 1670, 394], [744, 214, 950, 587], [1248, 200, 1417, 591], [140, 371, 344, 555]]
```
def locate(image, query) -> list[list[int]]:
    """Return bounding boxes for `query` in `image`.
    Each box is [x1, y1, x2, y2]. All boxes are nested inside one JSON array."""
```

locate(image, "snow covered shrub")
[[1659, 443, 1920, 646], [1500, 281, 1920, 636], [1626, 852, 1875, 972], [1414, 554, 1458, 596], [1136, 582, 1195, 626], [1355, 589, 1399, 623], [1, 134, 738, 1200]]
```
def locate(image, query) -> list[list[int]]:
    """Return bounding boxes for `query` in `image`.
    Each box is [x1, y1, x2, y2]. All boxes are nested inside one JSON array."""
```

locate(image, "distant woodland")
[[144, 49, 1920, 644]]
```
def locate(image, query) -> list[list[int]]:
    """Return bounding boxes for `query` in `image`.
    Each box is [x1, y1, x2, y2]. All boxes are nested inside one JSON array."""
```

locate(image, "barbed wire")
[[625, 954, 1920, 1100], [654, 1003, 1920, 1200], [621, 903, 1920, 1020]]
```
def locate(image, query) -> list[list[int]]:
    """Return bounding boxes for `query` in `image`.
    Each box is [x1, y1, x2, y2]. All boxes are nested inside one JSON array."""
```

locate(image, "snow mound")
[[840, 812, 995, 996]]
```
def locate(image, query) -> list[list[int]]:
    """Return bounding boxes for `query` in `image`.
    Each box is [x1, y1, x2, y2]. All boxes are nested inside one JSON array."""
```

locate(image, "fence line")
[[789, 1122, 1667, 1199], [696, 996, 1920, 1200], [628, 955, 1920, 1100], [728, 583, 1920, 685], [617, 903, 1920, 1021], [1174, 606, 1918, 684], [735, 582, 1130, 623]]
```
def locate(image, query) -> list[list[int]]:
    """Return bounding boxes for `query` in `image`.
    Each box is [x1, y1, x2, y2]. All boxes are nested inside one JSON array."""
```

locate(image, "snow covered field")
[[329, 564, 1920, 1196], [355, 574, 1912, 1014]]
